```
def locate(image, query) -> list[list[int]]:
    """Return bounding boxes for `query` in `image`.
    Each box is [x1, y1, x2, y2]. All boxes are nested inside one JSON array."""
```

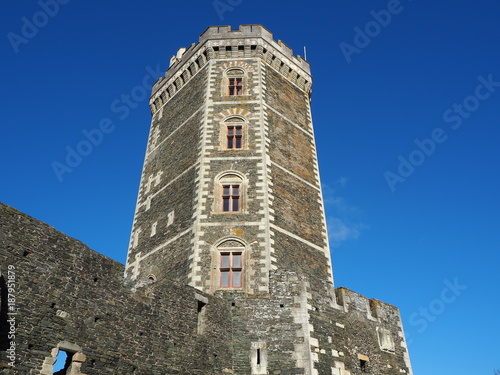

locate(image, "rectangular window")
[[228, 78, 243, 95], [227, 125, 243, 149], [220, 252, 242, 288], [222, 184, 240, 212]]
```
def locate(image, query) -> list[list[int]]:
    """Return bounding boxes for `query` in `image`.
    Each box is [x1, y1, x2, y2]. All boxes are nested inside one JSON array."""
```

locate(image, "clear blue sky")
[[2, 0, 499, 373]]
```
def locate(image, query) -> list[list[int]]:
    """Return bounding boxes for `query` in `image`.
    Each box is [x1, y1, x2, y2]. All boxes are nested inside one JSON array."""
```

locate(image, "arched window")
[[223, 117, 245, 150], [213, 172, 247, 214], [221, 175, 241, 212], [218, 240, 245, 288], [224, 68, 246, 96]]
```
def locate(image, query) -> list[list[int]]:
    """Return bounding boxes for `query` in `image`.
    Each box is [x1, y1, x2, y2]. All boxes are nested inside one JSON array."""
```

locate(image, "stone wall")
[[0, 203, 232, 374], [125, 64, 209, 283]]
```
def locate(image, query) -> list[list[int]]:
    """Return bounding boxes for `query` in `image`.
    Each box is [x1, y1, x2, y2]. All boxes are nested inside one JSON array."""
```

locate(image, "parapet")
[[335, 286, 401, 322], [199, 25, 309, 72], [152, 24, 311, 97]]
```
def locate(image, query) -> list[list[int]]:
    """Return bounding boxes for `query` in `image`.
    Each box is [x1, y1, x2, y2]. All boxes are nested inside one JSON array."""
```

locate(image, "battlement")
[[199, 25, 309, 71], [151, 24, 311, 100], [335, 287, 400, 322]]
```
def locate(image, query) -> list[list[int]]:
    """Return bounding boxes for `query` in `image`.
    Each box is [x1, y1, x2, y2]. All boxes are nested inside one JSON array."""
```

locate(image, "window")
[[226, 68, 245, 96], [360, 359, 368, 373], [222, 117, 246, 150], [196, 295, 208, 334], [216, 173, 245, 214], [251, 342, 268, 374], [222, 184, 240, 212], [358, 354, 369, 373], [377, 328, 395, 352], [214, 239, 246, 292], [220, 252, 242, 288], [228, 77, 242, 95], [227, 124, 242, 149]]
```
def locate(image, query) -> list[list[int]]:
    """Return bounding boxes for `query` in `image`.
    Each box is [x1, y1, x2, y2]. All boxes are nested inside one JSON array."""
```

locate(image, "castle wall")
[[0, 203, 232, 374], [309, 286, 413, 375], [213, 269, 412, 375]]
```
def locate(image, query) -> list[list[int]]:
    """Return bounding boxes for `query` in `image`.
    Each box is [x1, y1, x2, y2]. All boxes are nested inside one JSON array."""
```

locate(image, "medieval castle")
[[0, 25, 413, 374]]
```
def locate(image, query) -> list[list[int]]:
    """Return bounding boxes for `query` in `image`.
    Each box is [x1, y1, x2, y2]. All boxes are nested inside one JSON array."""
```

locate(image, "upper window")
[[222, 184, 240, 212], [225, 68, 245, 96], [222, 116, 246, 150], [217, 173, 245, 213], [228, 78, 243, 96], [227, 124, 242, 149]]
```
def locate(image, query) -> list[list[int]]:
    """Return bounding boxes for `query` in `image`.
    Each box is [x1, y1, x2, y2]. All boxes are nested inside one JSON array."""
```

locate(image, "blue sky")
[[2, 0, 499, 373]]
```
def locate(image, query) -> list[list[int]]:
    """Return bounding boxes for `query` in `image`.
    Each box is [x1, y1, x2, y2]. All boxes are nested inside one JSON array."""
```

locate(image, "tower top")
[[199, 25, 308, 69], [152, 24, 310, 97]]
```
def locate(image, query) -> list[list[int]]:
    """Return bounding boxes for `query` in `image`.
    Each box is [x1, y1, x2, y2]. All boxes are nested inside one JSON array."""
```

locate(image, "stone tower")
[[124, 25, 413, 375], [125, 25, 333, 294]]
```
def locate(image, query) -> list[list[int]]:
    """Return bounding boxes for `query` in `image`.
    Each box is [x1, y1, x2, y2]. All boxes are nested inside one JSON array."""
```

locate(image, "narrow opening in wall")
[[279, 303, 284, 308], [251, 342, 267, 374], [251, 45, 257, 51], [360, 359, 368, 373], [226, 46, 231, 51], [197, 300, 207, 334], [23, 250, 29, 257], [53, 350, 71, 374]]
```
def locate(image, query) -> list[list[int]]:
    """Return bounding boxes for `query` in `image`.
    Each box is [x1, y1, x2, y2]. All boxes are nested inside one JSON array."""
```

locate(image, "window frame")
[[228, 77, 243, 96], [221, 116, 247, 151], [226, 124, 243, 149], [215, 172, 246, 214], [219, 251, 243, 288], [223, 68, 246, 97], [222, 184, 240, 212]]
